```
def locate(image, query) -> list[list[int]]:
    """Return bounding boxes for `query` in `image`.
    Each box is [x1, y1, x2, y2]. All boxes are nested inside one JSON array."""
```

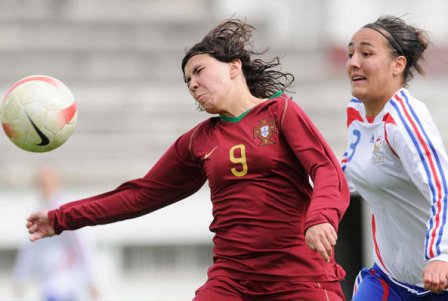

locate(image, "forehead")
[[349, 27, 388, 48], [184, 54, 215, 72]]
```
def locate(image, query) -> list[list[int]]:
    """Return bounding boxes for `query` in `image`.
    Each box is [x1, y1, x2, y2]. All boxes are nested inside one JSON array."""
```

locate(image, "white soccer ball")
[[0, 75, 78, 152]]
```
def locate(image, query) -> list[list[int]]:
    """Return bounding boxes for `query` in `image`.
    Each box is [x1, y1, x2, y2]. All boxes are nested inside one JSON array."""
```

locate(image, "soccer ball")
[[0, 75, 77, 152]]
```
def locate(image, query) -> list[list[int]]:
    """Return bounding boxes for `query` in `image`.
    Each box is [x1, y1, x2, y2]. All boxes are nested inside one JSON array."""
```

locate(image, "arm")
[[27, 132, 207, 240], [388, 98, 448, 292], [279, 97, 350, 260]]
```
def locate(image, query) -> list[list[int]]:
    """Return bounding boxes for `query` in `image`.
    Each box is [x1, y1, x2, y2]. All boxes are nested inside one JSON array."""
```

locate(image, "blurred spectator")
[[12, 165, 99, 301]]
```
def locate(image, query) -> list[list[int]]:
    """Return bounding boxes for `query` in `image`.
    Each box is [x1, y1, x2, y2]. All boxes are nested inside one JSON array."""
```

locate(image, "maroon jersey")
[[49, 93, 349, 282]]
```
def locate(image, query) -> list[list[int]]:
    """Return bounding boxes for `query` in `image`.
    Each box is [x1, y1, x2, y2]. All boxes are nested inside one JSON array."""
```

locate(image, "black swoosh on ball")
[[26, 113, 50, 146]]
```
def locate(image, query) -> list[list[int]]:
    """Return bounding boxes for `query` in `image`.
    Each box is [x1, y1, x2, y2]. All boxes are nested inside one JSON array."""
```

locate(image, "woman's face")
[[346, 27, 403, 104], [183, 54, 234, 114]]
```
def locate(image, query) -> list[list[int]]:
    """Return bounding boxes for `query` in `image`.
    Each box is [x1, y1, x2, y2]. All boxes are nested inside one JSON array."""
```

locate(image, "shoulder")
[[187, 116, 221, 145], [267, 92, 306, 113], [383, 89, 439, 148], [386, 89, 432, 126], [264, 92, 304, 125], [173, 117, 216, 153], [265, 91, 291, 107], [346, 98, 365, 128], [181, 117, 217, 138]]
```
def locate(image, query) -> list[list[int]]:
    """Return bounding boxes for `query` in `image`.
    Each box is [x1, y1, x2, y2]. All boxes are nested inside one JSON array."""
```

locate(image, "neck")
[[364, 99, 389, 117], [221, 89, 266, 117], [363, 87, 403, 117]]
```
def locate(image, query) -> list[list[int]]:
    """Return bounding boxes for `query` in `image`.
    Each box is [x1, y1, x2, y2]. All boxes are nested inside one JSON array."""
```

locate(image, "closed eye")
[[195, 67, 204, 75]]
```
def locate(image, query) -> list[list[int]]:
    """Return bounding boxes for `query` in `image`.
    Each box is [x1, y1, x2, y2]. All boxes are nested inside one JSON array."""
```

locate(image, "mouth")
[[195, 94, 205, 102], [351, 75, 367, 83]]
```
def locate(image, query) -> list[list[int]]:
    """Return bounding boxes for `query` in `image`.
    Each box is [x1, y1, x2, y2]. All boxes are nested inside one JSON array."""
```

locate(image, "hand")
[[305, 222, 337, 262], [26, 210, 55, 241], [423, 260, 448, 293]]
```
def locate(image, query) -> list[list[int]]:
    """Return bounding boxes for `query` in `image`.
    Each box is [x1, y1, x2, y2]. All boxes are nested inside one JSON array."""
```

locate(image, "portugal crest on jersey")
[[253, 118, 278, 145]]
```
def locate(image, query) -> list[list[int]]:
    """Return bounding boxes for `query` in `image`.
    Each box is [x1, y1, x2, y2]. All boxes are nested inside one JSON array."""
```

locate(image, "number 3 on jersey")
[[347, 129, 361, 162], [230, 144, 248, 177]]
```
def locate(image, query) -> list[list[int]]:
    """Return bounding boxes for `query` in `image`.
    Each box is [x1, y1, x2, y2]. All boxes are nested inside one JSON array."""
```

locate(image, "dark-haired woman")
[[342, 15, 448, 300], [26, 19, 349, 301]]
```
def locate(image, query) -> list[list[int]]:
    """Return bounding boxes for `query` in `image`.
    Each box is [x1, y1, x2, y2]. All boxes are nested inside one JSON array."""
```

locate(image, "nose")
[[347, 52, 360, 70], [189, 77, 198, 94]]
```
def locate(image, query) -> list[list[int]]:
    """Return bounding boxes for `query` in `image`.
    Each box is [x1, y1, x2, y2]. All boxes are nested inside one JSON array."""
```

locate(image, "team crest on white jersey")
[[253, 118, 278, 145], [372, 137, 384, 163]]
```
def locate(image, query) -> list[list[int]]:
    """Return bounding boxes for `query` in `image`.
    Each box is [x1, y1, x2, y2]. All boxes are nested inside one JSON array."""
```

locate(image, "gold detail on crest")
[[374, 137, 382, 153], [253, 119, 278, 145], [372, 137, 384, 163]]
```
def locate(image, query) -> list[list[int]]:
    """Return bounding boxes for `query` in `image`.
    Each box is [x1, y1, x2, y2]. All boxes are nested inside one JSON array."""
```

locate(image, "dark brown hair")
[[363, 15, 429, 85], [181, 19, 294, 98]]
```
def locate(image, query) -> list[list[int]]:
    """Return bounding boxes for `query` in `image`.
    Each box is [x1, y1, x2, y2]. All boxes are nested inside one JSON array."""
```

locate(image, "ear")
[[229, 59, 243, 78], [392, 55, 407, 76]]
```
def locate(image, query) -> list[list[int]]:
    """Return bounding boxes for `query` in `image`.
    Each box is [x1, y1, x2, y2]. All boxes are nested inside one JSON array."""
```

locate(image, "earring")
[[195, 101, 205, 112]]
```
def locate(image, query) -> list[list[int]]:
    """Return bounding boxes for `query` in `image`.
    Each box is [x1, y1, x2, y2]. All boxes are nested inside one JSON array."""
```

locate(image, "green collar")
[[219, 91, 283, 122], [220, 109, 251, 123], [268, 90, 283, 99]]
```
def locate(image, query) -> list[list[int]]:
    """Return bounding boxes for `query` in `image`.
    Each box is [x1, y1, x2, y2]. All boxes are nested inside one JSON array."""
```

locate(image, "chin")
[[203, 107, 218, 114], [351, 88, 366, 101]]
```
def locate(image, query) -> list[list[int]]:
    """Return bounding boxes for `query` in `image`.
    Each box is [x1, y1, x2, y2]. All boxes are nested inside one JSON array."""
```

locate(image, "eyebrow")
[[348, 41, 375, 48], [191, 65, 201, 75]]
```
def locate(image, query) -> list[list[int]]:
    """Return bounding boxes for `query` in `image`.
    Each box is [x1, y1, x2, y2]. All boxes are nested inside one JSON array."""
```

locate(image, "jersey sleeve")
[[278, 96, 350, 232], [49, 129, 207, 234], [387, 99, 448, 262]]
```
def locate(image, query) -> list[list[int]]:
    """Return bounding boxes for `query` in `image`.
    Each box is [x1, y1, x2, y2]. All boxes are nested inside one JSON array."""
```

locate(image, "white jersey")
[[342, 88, 448, 289], [13, 195, 96, 300]]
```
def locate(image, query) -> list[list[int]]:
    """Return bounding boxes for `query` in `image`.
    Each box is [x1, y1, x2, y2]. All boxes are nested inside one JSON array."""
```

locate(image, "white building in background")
[[1, 0, 448, 300]]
